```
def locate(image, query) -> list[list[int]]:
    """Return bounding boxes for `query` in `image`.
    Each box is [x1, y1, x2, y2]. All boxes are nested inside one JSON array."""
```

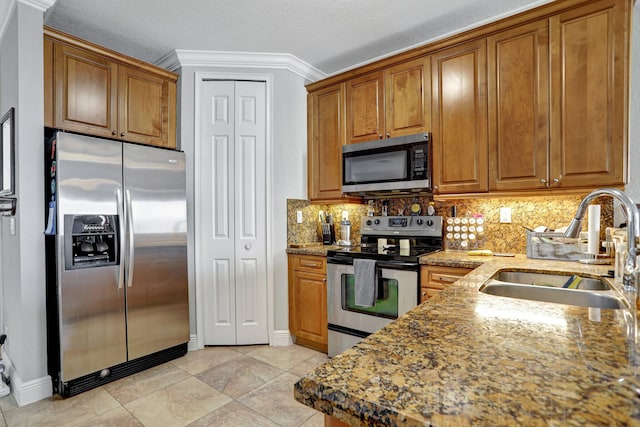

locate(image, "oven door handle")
[[376, 261, 419, 270]]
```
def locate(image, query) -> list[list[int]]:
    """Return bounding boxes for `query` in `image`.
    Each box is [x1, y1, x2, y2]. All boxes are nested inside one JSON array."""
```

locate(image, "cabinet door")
[[346, 71, 384, 143], [308, 83, 358, 203], [420, 265, 472, 302], [488, 20, 549, 191], [432, 39, 488, 194], [292, 270, 327, 348], [53, 43, 118, 139], [385, 57, 431, 138], [118, 65, 176, 148], [549, 0, 628, 188]]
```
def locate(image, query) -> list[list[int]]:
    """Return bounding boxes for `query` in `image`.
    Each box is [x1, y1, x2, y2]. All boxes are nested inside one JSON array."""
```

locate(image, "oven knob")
[[366, 220, 372, 226], [416, 219, 424, 225], [374, 219, 380, 225], [426, 220, 434, 227]]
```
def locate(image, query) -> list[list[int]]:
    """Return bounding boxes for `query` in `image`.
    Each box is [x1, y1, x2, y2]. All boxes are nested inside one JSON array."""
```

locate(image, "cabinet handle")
[[553, 178, 560, 185], [385, 133, 390, 138], [301, 263, 318, 268], [437, 275, 459, 283], [323, 278, 327, 282], [379, 134, 383, 139], [540, 178, 547, 185], [112, 131, 117, 136], [120, 132, 125, 137], [433, 185, 438, 191]]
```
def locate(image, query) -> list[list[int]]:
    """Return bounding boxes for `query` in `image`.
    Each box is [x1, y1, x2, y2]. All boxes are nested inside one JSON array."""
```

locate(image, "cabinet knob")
[[120, 132, 125, 137], [433, 185, 438, 191], [540, 178, 547, 185], [553, 178, 560, 185], [323, 278, 327, 282], [112, 131, 117, 136], [385, 133, 390, 138], [379, 134, 383, 139]]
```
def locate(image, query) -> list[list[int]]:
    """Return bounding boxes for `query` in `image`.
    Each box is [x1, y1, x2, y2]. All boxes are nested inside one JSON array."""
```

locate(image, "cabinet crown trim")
[[157, 49, 327, 82]]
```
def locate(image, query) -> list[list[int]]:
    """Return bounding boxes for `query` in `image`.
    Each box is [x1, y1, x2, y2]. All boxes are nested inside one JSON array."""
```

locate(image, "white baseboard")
[[3, 353, 52, 406], [270, 330, 292, 346], [188, 334, 200, 352]]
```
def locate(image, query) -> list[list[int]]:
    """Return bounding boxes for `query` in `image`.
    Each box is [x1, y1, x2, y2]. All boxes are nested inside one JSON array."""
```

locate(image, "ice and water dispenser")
[[64, 215, 119, 270]]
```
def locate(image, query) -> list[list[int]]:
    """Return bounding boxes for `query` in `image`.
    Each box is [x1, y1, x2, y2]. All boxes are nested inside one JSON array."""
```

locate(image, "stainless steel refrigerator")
[[45, 131, 189, 396]]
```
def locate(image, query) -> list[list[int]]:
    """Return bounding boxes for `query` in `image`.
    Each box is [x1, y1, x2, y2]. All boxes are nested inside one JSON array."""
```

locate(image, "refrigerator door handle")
[[116, 189, 125, 289], [125, 189, 135, 288]]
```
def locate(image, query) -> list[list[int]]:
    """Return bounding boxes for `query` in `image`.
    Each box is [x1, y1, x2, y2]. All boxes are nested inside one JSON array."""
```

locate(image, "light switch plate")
[[499, 207, 512, 224], [296, 211, 303, 223]]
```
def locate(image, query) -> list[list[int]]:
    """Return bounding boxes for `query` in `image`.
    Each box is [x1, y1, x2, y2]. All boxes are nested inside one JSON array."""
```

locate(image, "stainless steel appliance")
[[327, 215, 443, 357], [45, 131, 189, 396], [342, 133, 431, 195]]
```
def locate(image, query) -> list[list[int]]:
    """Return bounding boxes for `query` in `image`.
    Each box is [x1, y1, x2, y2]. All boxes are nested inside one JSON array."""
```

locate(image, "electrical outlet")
[[499, 207, 512, 224], [296, 211, 303, 224]]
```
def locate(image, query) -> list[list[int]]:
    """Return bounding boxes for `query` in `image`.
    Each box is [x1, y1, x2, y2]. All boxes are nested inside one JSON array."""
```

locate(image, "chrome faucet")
[[563, 188, 640, 294]]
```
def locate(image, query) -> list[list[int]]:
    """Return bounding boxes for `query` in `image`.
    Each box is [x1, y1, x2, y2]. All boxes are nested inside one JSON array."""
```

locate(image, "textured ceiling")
[[44, 0, 553, 76]]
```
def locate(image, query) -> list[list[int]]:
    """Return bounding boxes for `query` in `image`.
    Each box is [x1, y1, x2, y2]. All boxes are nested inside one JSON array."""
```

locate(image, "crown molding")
[[156, 49, 327, 83], [19, 0, 56, 12], [1, 0, 55, 41]]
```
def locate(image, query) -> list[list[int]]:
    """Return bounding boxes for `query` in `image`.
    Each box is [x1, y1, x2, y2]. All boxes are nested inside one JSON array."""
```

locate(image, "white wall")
[[0, 2, 50, 405], [625, 1, 640, 202], [176, 64, 309, 344]]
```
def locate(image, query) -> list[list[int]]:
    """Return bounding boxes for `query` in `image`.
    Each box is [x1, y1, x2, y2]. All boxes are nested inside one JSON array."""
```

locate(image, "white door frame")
[[194, 71, 274, 349]]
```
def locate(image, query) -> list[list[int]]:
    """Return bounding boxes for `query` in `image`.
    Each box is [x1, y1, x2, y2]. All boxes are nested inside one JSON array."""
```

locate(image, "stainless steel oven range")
[[326, 215, 443, 357]]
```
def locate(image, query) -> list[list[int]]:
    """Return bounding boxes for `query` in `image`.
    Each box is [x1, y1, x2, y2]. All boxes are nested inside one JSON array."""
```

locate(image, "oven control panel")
[[361, 216, 442, 237]]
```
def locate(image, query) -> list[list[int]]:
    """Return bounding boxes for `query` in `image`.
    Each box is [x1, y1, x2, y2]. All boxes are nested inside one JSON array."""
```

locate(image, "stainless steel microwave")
[[342, 133, 431, 195]]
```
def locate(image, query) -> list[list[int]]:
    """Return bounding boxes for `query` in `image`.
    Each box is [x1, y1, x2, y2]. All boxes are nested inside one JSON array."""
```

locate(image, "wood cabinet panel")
[[53, 42, 118, 139], [288, 254, 327, 352], [118, 65, 173, 147], [346, 72, 384, 144], [550, 0, 628, 188], [307, 83, 360, 203], [488, 20, 549, 191], [432, 39, 488, 194], [420, 265, 473, 303], [385, 57, 431, 138], [45, 27, 178, 149]]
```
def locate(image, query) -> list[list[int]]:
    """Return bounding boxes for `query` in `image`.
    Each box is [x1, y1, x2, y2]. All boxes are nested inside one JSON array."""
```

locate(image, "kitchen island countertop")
[[294, 255, 640, 426]]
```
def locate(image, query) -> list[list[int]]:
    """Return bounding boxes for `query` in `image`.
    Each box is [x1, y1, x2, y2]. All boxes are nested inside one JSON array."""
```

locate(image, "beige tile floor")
[[0, 344, 329, 427]]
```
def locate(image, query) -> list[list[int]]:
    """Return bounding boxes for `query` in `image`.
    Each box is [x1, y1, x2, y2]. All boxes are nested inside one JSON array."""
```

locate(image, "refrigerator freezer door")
[[123, 144, 189, 359], [56, 132, 127, 382]]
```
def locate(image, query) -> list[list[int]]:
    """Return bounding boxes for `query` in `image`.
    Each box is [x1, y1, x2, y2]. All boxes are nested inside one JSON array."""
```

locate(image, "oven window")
[[341, 274, 398, 319]]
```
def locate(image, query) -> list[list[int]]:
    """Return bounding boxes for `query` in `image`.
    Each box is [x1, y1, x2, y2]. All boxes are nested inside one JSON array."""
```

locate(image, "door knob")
[[244, 244, 251, 250]]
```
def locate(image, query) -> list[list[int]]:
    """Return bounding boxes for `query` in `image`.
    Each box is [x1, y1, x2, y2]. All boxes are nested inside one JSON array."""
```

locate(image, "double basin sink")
[[480, 270, 628, 309]]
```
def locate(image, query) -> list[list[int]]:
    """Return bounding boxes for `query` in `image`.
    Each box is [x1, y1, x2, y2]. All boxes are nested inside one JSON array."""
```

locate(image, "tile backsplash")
[[287, 194, 613, 254]]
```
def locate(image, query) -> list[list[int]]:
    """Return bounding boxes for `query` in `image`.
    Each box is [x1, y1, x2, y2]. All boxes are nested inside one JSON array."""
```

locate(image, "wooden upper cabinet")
[[346, 57, 430, 144], [118, 65, 175, 147], [432, 39, 488, 194], [549, 0, 628, 188], [488, 20, 550, 191], [385, 57, 431, 138], [346, 71, 384, 144], [308, 83, 360, 203], [44, 27, 178, 149], [53, 42, 119, 139]]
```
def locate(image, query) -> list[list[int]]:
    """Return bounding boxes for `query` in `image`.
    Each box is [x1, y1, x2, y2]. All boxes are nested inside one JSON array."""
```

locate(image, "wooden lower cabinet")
[[288, 254, 327, 352], [420, 265, 473, 302]]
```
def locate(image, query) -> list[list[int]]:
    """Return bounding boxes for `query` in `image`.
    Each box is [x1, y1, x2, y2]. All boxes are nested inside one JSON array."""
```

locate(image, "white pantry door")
[[200, 80, 268, 345]]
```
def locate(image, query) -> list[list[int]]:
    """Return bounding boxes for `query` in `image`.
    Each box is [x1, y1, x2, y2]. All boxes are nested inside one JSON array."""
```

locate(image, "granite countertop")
[[294, 256, 640, 426], [286, 244, 339, 257]]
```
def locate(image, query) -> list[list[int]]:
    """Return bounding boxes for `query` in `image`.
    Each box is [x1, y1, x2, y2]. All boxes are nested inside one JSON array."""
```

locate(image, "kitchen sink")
[[491, 271, 609, 290], [480, 270, 628, 309]]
